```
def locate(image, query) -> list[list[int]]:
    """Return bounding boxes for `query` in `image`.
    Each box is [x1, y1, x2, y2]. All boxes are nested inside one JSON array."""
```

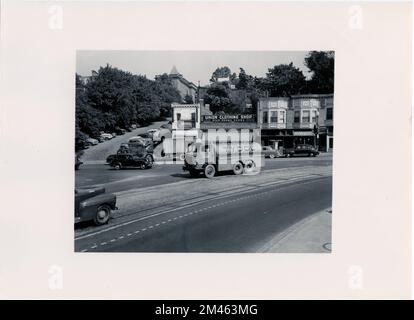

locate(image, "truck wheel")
[[243, 160, 256, 174], [113, 162, 122, 170], [94, 205, 111, 226], [204, 164, 216, 179], [232, 162, 243, 175], [189, 169, 199, 178]]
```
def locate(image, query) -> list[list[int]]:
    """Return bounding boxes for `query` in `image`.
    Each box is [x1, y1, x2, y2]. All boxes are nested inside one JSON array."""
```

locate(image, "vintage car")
[[152, 122, 172, 142], [109, 143, 154, 170], [75, 187, 117, 225], [284, 144, 320, 157], [262, 146, 280, 159]]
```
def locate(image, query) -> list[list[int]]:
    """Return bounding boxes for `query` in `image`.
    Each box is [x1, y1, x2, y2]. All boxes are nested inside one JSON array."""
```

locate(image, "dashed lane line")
[[78, 177, 329, 252]]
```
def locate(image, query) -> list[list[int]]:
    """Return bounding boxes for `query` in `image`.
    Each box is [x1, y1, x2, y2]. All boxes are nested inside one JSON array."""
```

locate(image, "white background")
[[0, 0, 411, 299]]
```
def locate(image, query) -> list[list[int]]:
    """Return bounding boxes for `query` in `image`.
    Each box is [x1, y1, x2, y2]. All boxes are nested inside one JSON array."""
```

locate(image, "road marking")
[[81, 178, 330, 252], [76, 175, 331, 242]]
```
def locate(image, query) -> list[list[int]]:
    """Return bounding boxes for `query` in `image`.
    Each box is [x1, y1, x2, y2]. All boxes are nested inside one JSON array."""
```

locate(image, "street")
[[75, 137, 332, 252]]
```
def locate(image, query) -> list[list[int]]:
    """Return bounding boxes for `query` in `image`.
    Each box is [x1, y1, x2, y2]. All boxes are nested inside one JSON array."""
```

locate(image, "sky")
[[76, 51, 312, 86]]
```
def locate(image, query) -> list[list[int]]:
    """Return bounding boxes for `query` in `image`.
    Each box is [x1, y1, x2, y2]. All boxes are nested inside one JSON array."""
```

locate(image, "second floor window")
[[311, 110, 318, 123], [270, 111, 277, 123], [302, 110, 310, 123], [294, 111, 300, 123], [326, 108, 333, 120], [262, 111, 268, 124], [176, 113, 181, 121], [279, 110, 286, 123]]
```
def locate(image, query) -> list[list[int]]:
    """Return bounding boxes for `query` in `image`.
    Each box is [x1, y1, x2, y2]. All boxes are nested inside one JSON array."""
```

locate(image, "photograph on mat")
[[74, 51, 334, 253]]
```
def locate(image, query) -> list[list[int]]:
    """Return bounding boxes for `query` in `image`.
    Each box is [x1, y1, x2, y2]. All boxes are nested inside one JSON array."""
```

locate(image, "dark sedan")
[[75, 187, 117, 225], [284, 144, 320, 157]]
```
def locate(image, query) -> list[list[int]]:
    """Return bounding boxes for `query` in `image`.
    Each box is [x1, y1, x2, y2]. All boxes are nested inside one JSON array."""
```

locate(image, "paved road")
[[75, 126, 333, 253], [75, 175, 332, 252], [76, 153, 332, 193]]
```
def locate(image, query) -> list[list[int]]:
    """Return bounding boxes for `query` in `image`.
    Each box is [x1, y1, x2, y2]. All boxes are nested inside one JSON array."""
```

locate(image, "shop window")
[[294, 111, 300, 123], [270, 111, 277, 123], [302, 110, 310, 123]]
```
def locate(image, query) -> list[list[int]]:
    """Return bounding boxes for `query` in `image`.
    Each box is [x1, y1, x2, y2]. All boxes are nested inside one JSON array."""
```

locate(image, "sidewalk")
[[261, 208, 332, 253]]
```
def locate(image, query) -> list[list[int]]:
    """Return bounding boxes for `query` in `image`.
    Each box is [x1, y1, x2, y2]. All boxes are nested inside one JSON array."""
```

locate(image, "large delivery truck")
[[182, 141, 263, 178]]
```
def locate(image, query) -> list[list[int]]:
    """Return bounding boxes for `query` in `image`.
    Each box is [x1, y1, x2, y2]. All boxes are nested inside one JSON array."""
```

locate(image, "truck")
[[182, 141, 263, 178]]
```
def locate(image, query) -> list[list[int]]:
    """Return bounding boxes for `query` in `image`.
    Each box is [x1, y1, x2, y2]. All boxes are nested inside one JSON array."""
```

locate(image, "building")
[[171, 103, 200, 140], [259, 94, 334, 151], [171, 101, 259, 142], [169, 66, 198, 103]]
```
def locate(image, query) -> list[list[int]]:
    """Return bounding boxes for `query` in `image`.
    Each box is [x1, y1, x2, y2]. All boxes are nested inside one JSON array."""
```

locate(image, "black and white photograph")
[[74, 51, 334, 253]]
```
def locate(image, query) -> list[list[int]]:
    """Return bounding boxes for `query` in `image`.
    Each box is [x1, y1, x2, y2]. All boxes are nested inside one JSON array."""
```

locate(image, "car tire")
[[113, 162, 122, 170], [204, 164, 216, 179], [94, 204, 111, 226], [232, 162, 244, 175], [269, 154, 275, 159]]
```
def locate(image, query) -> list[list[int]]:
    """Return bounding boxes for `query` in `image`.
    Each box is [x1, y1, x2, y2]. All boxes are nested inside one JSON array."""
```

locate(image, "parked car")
[[284, 144, 319, 157], [85, 138, 99, 146], [152, 123, 172, 142], [129, 133, 152, 146], [100, 133, 113, 141], [262, 146, 280, 159], [130, 124, 138, 129], [147, 129, 158, 138], [109, 147, 154, 170], [114, 127, 126, 135], [75, 187, 117, 225]]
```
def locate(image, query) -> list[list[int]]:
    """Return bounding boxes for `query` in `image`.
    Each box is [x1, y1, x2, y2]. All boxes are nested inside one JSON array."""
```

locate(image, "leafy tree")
[[263, 63, 306, 97], [75, 65, 181, 147], [236, 68, 254, 90], [304, 51, 335, 93], [203, 84, 233, 114], [210, 66, 237, 84]]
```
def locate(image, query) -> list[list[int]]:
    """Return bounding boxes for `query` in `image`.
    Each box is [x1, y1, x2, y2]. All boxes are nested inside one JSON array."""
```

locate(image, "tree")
[[210, 66, 237, 84], [236, 68, 254, 90], [264, 63, 306, 97], [304, 51, 335, 93], [203, 84, 233, 114], [75, 65, 181, 146]]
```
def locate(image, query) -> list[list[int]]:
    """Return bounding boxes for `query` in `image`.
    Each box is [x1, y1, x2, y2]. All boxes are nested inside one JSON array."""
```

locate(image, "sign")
[[202, 114, 257, 123], [293, 131, 315, 137]]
